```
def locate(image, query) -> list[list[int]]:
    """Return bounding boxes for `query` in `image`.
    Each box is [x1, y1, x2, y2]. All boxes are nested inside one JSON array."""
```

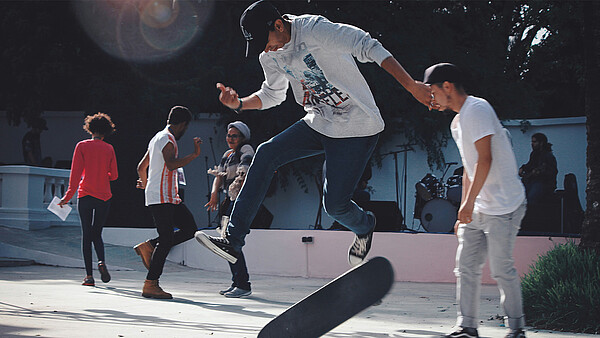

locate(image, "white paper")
[[177, 167, 186, 186], [47, 196, 72, 221]]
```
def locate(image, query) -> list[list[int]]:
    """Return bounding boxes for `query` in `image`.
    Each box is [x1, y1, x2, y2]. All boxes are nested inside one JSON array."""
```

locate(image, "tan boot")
[[142, 279, 172, 299], [133, 240, 154, 270]]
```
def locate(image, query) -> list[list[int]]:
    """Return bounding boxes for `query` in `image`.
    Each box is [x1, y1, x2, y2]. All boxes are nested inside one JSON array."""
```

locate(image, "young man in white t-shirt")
[[425, 63, 527, 338], [134, 106, 202, 299], [195, 0, 433, 268]]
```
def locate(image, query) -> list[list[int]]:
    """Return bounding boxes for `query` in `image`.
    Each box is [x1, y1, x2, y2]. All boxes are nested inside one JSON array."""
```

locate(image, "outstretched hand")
[[216, 83, 240, 110], [411, 81, 440, 111]]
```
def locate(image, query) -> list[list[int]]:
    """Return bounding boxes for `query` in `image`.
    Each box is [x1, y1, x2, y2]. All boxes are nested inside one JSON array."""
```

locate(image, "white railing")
[[0, 165, 79, 230]]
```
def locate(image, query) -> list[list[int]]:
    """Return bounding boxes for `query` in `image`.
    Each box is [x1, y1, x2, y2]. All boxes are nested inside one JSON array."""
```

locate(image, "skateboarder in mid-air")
[[195, 0, 433, 267]]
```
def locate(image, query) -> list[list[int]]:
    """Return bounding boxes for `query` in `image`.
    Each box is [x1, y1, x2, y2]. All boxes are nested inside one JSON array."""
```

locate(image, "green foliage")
[[0, 1, 590, 218], [521, 242, 600, 333]]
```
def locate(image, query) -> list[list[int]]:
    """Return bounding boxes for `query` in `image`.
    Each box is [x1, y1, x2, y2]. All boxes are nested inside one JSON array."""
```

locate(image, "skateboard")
[[258, 256, 394, 338]]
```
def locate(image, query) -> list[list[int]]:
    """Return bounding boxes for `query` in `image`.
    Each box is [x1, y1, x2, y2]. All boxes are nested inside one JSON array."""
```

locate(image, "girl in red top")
[[59, 113, 118, 286]]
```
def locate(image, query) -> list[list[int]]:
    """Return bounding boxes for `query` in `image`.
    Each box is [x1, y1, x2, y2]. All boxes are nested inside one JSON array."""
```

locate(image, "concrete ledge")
[[104, 228, 577, 284], [0, 242, 132, 271]]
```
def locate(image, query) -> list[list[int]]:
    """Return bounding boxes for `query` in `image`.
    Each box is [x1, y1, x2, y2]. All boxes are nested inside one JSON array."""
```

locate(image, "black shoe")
[[219, 286, 235, 295], [442, 327, 479, 338], [505, 329, 526, 338], [348, 211, 375, 266], [98, 262, 111, 283], [194, 231, 239, 264], [82, 276, 95, 286]]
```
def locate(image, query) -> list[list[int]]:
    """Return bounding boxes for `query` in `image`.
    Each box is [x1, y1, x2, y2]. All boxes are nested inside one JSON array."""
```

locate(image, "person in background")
[[22, 117, 48, 166], [205, 121, 254, 298], [59, 113, 118, 287], [519, 132, 557, 206]]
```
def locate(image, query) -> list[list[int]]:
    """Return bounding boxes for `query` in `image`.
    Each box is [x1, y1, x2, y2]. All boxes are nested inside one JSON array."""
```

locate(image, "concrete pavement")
[[1, 264, 596, 337], [0, 224, 595, 337]]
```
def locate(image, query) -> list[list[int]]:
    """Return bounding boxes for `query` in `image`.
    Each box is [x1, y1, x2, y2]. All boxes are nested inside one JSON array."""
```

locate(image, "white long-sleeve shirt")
[[253, 14, 392, 138]]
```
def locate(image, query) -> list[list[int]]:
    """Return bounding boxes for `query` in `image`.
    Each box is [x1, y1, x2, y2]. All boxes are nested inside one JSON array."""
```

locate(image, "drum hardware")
[[382, 144, 416, 231]]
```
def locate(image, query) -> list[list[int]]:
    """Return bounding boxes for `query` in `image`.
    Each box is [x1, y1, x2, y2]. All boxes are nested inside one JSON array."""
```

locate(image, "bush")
[[521, 242, 600, 333]]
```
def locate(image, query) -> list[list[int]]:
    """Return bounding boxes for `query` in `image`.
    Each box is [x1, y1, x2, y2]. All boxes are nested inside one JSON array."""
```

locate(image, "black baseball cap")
[[240, 1, 282, 58], [423, 63, 463, 85]]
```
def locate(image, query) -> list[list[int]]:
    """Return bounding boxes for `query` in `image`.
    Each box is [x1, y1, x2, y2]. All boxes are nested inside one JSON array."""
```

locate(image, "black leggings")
[[77, 196, 111, 276], [147, 203, 197, 280]]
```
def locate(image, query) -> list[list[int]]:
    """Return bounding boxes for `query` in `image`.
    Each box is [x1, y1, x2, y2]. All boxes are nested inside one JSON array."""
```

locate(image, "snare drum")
[[446, 175, 463, 205]]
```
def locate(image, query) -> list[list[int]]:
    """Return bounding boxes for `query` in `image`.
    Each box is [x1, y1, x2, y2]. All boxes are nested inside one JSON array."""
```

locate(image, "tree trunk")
[[580, 1, 600, 251]]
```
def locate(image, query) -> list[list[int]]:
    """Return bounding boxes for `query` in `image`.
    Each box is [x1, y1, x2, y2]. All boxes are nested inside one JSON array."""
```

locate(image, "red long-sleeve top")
[[64, 139, 118, 202]]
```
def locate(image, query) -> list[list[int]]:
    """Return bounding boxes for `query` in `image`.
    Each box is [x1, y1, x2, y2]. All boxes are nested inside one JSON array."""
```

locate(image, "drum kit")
[[414, 164, 463, 233]]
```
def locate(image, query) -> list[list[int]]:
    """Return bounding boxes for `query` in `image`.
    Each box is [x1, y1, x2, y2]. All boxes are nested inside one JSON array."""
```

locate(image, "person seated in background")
[[22, 117, 47, 166], [519, 132, 557, 206]]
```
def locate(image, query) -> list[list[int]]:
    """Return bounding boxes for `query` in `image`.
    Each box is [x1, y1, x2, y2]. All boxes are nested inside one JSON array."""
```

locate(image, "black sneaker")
[[98, 262, 111, 283], [195, 231, 239, 264], [505, 329, 526, 338], [348, 211, 375, 267], [219, 286, 235, 295], [82, 276, 95, 286], [442, 327, 479, 338]]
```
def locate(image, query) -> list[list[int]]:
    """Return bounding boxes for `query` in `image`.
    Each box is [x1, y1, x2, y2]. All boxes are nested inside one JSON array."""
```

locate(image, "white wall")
[[0, 111, 88, 165], [1, 112, 587, 231]]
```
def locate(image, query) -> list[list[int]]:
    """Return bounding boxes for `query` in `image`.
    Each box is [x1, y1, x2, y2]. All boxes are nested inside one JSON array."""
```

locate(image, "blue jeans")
[[223, 199, 251, 290], [227, 120, 378, 251], [455, 203, 527, 330]]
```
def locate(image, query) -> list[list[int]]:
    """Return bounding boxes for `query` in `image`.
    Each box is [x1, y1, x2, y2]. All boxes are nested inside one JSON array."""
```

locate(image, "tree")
[[580, 0, 600, 251]]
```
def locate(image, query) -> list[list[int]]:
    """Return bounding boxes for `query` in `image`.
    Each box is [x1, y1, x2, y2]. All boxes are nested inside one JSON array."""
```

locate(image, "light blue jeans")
[[227, 120, 378, 251], [454, 203, 527, 330]]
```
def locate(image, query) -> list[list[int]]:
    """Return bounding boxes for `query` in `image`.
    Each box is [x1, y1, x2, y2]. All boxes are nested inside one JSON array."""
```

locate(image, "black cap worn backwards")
[[423, 63, 464, 85], [240, 1, 282, 58]]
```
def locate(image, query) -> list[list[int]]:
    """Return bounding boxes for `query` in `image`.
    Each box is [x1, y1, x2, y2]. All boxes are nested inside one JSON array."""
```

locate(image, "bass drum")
[[420, 199, 457, 233]]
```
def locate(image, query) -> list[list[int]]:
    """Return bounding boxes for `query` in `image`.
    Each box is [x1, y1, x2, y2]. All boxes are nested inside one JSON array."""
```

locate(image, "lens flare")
[[73, 0, 213, 63]]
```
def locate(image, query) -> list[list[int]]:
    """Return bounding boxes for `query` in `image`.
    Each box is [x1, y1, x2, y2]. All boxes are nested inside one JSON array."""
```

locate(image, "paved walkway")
[[0, 225, 595, 337]]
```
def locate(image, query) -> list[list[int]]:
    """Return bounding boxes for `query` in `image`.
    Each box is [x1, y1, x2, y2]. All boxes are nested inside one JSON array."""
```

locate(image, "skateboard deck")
[[258, 256, 394, 338]]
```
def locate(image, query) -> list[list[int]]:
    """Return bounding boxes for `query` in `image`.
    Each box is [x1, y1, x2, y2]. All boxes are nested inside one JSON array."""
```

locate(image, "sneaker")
[[194, 231, 239, 264], [442, 327, 479, 338], [98, 262, 111, 283], [348, 211, 376, 267], [224, 287, 252, 298], [505, 329, 526, 338], [219, 286, 235, 295], [82, 276, 95, 286]]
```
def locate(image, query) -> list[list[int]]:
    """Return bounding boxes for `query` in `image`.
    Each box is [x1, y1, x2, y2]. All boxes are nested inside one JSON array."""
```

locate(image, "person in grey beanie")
[[205, 121, 254, 298]]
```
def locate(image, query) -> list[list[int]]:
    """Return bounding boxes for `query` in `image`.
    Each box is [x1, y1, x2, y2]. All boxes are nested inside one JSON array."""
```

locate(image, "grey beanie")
[[228, 121, 251, 140]]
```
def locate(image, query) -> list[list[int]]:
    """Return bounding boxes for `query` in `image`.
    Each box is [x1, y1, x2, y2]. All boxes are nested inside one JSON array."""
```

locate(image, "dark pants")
[[147, 203, 197, 280], [77, 196, 111, 276], [222, 200, 251, 291]]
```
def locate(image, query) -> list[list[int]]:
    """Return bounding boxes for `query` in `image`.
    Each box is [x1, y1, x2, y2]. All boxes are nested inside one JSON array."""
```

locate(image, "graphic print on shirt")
[[277, 44, 350, 120]]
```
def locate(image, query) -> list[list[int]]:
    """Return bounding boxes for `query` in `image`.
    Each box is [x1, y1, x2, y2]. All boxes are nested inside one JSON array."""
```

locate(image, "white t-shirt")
[[145, 126, 181, 206], [254, 14, 391, 138], [451, 96, 525, 215]]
